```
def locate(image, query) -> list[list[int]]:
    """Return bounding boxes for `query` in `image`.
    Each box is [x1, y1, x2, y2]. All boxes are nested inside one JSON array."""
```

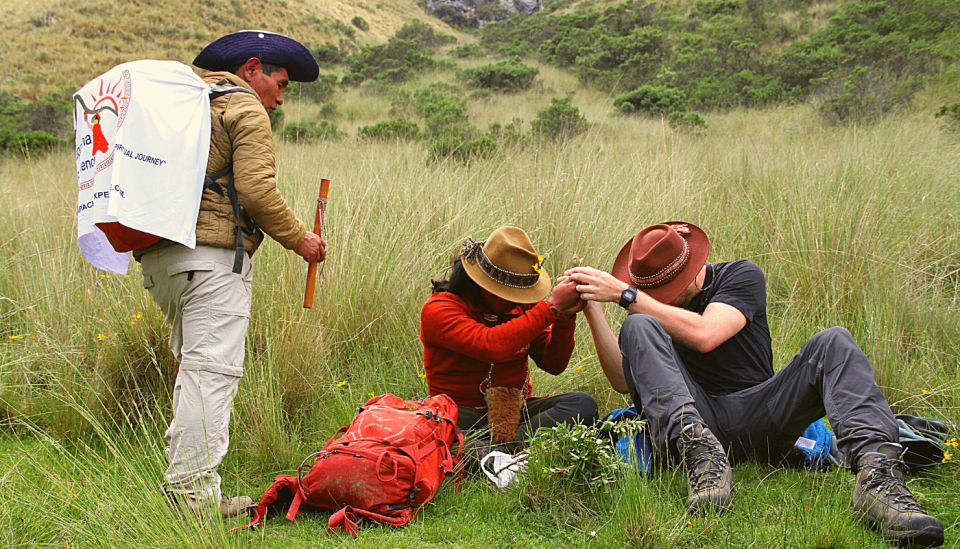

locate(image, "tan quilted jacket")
[[197, 71, 306, 255]]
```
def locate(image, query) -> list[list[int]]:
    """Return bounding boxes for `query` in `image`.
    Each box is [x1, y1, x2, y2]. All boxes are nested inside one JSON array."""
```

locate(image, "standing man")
[[137, 31, 326, 518], [565, 221, 943, 547]]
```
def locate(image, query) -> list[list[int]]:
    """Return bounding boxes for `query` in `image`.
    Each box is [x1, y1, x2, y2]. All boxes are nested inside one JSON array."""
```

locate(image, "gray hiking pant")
[[619, 314, 898, 468], [140, 244, 253, 505]]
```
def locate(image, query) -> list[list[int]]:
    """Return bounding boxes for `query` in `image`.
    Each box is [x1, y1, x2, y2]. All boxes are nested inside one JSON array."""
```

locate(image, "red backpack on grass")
[[243, 394, 462, 536]]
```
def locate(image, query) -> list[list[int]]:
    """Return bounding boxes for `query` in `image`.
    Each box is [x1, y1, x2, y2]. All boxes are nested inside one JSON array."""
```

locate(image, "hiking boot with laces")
[[852, 443, 943, 547], [678, 422, 733, 514]]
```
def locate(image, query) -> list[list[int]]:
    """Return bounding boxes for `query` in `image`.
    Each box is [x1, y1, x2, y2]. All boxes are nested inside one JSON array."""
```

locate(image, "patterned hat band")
[[629, 238, 690, 289], [460, 239, 540, 289]]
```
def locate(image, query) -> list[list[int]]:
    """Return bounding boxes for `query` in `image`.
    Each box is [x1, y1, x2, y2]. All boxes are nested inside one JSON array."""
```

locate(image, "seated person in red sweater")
[[420, 226, 598, 451]]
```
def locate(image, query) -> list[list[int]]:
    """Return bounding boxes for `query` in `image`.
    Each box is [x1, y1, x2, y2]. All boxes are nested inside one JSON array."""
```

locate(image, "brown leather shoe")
[[678, 422, 733, 514], [852, 443, 943, 547]]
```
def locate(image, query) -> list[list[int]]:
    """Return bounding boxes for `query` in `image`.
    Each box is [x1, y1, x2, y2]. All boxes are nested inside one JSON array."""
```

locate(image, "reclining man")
[[137, 31, 325, 518], [564, 221, 944, 547]]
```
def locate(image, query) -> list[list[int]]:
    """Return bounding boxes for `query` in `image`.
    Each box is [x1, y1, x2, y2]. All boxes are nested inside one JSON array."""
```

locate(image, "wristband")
[[618, 286, 638, 310]]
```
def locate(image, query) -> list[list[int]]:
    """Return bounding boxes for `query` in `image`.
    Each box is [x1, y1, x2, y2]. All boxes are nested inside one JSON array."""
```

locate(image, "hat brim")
[[462, 259, 551, 304], [611, 221, 710, 304], [193, 30, 319, 82]]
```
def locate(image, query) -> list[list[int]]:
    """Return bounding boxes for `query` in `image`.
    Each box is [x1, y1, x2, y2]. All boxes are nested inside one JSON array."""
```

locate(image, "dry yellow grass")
[[1, 0, 466, 99]]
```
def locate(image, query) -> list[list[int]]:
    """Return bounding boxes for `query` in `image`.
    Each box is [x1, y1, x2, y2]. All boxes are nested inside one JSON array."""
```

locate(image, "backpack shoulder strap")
[[208, 80, 259, 102]]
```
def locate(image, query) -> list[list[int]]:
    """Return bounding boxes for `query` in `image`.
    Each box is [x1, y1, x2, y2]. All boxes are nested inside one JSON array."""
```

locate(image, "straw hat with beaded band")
[[611, 221, 710, 304], [460, 226, 552, 304]]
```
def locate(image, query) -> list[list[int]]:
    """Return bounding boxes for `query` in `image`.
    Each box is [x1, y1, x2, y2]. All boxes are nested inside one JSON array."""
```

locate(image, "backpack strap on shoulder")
[[202, 81, 264, 274]]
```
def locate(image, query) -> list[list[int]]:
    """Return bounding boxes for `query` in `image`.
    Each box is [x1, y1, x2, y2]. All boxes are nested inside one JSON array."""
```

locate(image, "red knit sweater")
[[419, 292, 577, 407]]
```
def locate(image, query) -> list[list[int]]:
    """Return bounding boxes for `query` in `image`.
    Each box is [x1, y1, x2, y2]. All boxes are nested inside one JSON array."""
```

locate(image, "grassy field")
[[2, 47, 960, 548]]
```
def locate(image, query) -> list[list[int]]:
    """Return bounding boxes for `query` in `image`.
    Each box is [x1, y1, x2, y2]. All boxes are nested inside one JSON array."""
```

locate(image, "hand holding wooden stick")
[[303, 178, 330, 309]]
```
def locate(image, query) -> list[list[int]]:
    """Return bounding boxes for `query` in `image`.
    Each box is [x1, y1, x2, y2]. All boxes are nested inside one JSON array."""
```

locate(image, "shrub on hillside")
[[531, 97, 588, 141], [814, 67, 918, 125], [667, 111, 708, 133], [488, 118, 526, 146], [313, 44, 343, 65], [279, 120, 345, 142], [287, 74, 338, 103], [459, 59, 539, 92], [614, 85, 687, 116], [450, 43, 483, 59], [0, 92, 69, 154], [358, 119, 421, 141], [413, 84, 468, 136], [428, 124, 497, 162], [351, 16, 369, 31], [935, 103, 960, 133], [344, 21, 454, 86]]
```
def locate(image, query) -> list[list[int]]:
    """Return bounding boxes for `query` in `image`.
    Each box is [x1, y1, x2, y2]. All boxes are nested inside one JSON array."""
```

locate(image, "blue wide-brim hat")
[[194, 30, 319, 82]]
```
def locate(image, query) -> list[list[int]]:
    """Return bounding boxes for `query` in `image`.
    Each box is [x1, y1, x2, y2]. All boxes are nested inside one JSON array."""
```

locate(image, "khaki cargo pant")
[[140, 244, 252, 506]]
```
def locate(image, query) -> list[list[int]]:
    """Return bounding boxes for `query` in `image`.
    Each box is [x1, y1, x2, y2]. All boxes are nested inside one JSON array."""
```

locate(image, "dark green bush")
[[450, 43, 483, 59], [0, 91, 69, 154], [935, 103, 960, 133], [428, 124, 497, 162], [344, 21, 454, 85], [413, 84, 468, 136], [488, 118, 526, 145], [268, 107, 285, 131], [357, 119, 421, 141], [614, 85, 687, 116], [667, 111, 708, 132], [0, 128, 63, 154], [459, 59, 539, 92], [287, 74, 338, 103], [393, 20, 456, 49], [531, 97, 588, 141], [279, 120, 345, 142], [815, 66, 919, 125], [351, 16, 369, 31], [313, 44, 343, 65], [432, 5, 479, 28]]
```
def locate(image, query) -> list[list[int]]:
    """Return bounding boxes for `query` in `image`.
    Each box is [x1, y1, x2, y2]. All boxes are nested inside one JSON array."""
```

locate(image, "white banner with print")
[[74, 60, 211, 274]]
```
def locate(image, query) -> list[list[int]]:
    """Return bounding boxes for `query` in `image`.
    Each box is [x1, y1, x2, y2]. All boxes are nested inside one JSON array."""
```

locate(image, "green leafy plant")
[[668, 110, 708, 133], [351, 16, 369, 31], [459, 59, 539, 92], [357, 119, 421, 141], [428, 124, 497, 162], [516, 420, 637, 517], [413, 83, 468, 136], [287, 74, 338, 103], [531, 97, 588, 141], [614, 85, 687, 116], [279, 120, 345, 142], [935, 103, 960, 133]]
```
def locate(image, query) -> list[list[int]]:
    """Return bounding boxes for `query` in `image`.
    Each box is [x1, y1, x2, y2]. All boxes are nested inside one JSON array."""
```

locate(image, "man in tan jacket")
[[138, 30, 325, 518]]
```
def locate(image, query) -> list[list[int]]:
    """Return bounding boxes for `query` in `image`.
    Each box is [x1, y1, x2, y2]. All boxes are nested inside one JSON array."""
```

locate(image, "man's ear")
[[237, 57, 263, 83]]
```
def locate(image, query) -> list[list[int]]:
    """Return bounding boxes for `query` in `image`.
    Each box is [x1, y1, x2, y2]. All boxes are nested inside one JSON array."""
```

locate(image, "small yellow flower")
[[368, 391, 376, 400], [946, 438, 958, 449], [532, 255, 545, 275], [921, 388, 931, 395], [942, 451, 953, 463], [133, 313, 143, 320], [99, 273, 110, 279], [336, 380, 348, 388], [418, 371, 426, 380], [7, 335, 25, 341], [96, 332, 108, 341]]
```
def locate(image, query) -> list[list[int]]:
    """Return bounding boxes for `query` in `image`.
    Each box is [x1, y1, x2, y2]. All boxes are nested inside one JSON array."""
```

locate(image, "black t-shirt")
[[676, 260, 773, 395]]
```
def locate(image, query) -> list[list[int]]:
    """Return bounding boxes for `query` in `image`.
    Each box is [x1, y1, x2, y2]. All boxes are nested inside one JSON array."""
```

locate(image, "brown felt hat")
[[460, 226, 551, 304], [611, 221, 710, 304]]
